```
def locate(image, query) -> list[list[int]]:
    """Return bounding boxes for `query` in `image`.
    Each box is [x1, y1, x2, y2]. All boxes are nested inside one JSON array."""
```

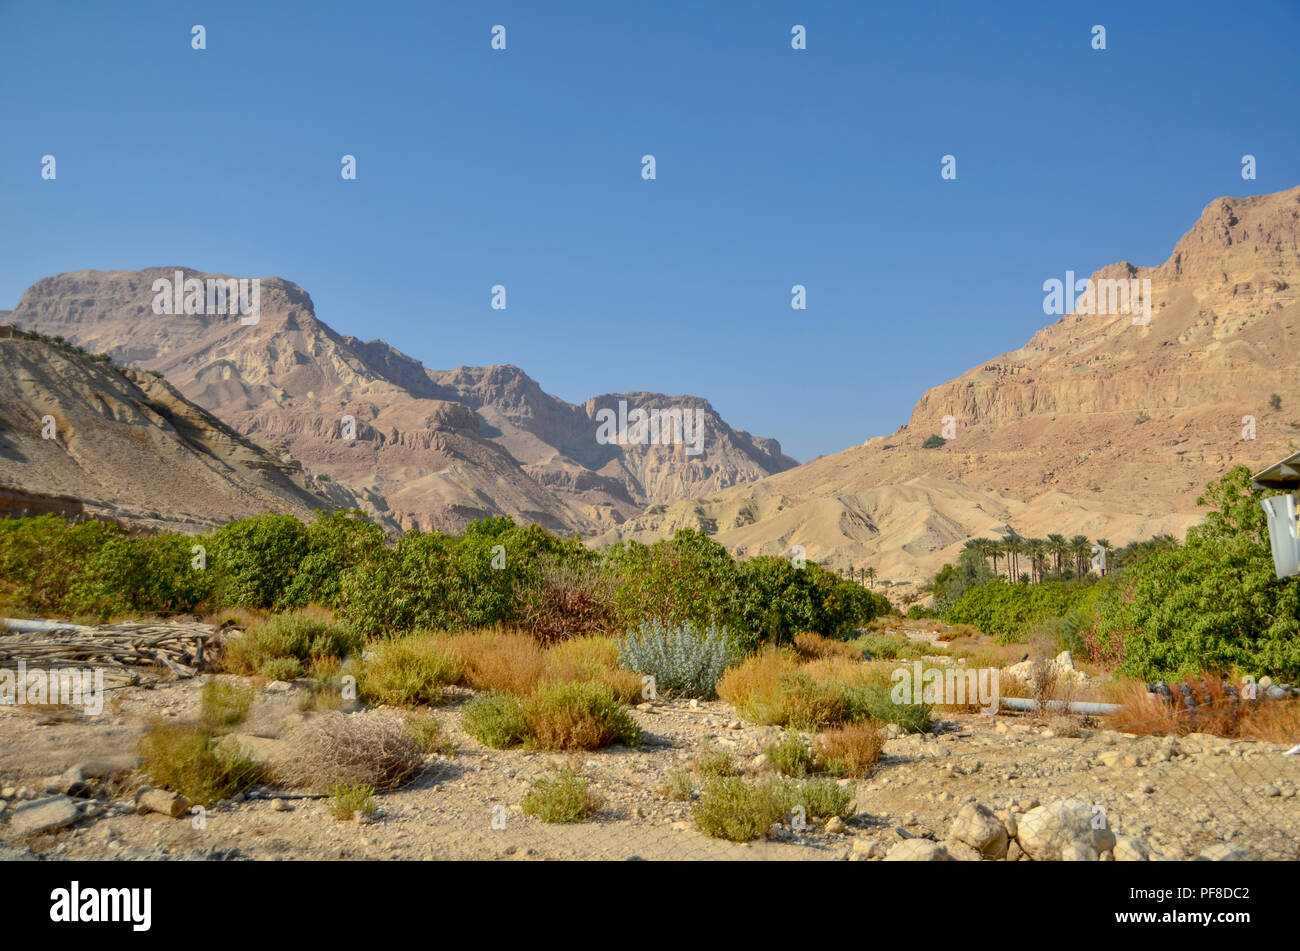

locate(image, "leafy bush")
[[616, 619, 741, 699], [328, 782, 376, 819], [1092, 468, 1300, 679], [137, 722, 262, 807], [765, 735, 812, 777], [945, 578, 1094, 644], [521, 767, 602, 823], [693, 776, 790, 842], [921, 434, 946, 449], [462, 692, 530, 749], [209, 514, 310, 609]]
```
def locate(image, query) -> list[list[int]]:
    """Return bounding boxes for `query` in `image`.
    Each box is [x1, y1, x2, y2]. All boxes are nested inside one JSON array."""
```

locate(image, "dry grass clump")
[[813, 720, 884, 777], [275, 711, 426, 793], [793, 631, 863, 662], [441, 628, 546, 695], [544, 635, 642, 702], [359, 634, 465, 706], [718, 650, 860, 730], [693, 776, 789, 842], [1104, 677, 1300, 742], [138, 721, 262, 807]]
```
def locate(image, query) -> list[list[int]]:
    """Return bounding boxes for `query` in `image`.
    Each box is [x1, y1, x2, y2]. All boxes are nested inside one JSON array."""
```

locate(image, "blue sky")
[[2, 0, 1298, 461]]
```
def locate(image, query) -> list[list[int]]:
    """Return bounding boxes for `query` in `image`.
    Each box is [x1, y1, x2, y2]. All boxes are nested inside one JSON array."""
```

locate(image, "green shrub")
[[921, 434, 946, 449], [209, 514, 310, 609], [695, 749, 738, 779], [199, 680, 253, 732], [519, 681, 641, 751], [137, 723, 262, 807], [693, 777, 789, 842], [521, 767, 602, 823], [223, 611, 362, 678], [845, 683, 932, 733], [789, 776, 853, 820], [328, 782, 376, 819], [462, 692, 530, 749], [616, 619, 740, 699], [765, 735, 812, 777]]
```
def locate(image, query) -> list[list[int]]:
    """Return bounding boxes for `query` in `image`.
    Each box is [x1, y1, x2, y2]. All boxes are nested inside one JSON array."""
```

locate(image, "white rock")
[[883, 839, 950, 861]]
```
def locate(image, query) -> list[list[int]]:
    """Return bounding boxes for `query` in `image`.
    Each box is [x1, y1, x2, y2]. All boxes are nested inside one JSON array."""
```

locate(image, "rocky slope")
[[599, 186, 1300, 584], [0, 329, 338, 531], [8, 270, 795, 534]]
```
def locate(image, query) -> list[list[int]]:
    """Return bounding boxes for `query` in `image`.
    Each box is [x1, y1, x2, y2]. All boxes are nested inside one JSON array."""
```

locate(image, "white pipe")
[[1, 618, 94, 633], [999, 696, 1122, 715]]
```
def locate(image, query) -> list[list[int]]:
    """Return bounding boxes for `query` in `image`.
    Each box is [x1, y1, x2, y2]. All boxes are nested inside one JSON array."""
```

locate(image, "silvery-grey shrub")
[[616, 619, 741, 699]]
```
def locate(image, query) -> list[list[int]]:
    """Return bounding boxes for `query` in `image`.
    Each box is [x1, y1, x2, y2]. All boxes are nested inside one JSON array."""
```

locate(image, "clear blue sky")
[[2, 0, 1297, 461]]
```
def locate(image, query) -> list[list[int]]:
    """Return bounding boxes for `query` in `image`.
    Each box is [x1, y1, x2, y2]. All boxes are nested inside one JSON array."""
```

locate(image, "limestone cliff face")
[[600, 187, 1300, 585], [9, 269, 793, 535]]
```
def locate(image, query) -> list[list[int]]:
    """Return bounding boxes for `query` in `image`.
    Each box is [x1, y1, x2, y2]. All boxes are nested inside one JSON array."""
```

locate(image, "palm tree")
[[1001, 533, 1024, 583], [1069, 535, 1091, 577], [1047, 534, 1068, 578], [1026, 538, 1047, 584], [865, 566, 877, 589]]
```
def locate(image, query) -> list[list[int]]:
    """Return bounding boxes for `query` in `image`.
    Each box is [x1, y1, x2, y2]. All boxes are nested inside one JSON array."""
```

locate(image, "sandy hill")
[[598, 186, 1300, 586], [8, 271, 794, 534], [0, 328, 338, 531]]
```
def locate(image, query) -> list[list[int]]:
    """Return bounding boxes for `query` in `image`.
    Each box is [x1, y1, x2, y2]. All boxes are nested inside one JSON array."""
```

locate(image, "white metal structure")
[[1252, 450, 1300, 579]]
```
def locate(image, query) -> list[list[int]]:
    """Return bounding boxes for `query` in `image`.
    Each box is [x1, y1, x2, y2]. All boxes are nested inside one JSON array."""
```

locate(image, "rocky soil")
[[1, 672, 1296, 862]]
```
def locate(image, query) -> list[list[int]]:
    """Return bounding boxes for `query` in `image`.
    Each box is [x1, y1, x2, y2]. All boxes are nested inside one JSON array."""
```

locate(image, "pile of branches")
[[0, 619, 219, 679]]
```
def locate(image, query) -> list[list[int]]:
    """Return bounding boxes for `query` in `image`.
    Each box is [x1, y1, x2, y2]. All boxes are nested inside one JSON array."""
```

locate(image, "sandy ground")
[[1, 669, 1297, 862]]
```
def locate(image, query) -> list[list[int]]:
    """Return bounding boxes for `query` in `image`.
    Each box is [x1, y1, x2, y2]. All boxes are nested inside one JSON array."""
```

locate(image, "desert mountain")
[[7, 271, 794, 534], [0, 328, 338, 531], [599, 186, 1300, 586]]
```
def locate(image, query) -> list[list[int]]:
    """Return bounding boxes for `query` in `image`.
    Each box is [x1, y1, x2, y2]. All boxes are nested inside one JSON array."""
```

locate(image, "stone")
[[43, 765, 86, 796], [1092, 825, 1117, 854], [136, 788, 190, 818], [1196, 843, 1253, 861], [1006, 841, 1024, 861], [1061, 840, 1100, 861], [1016, 798, 1097, 861], [824, 816, 846, 834], [883, 839, 950, 861], [944, 839, 984, 861], [271, 798, 291, 812], [949, 802, 1009, 859], [265, 680, 295, 693], [1113, 834, 1150, 861], [7, 796, 82, 836]]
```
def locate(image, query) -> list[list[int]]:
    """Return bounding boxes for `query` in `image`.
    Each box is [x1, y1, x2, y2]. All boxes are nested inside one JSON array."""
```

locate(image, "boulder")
[[1016, 798, 1098, 861], [1113, 834, 1150, 861], [1196, 843, 1254, 861], [949, 802, 1009, 859]]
